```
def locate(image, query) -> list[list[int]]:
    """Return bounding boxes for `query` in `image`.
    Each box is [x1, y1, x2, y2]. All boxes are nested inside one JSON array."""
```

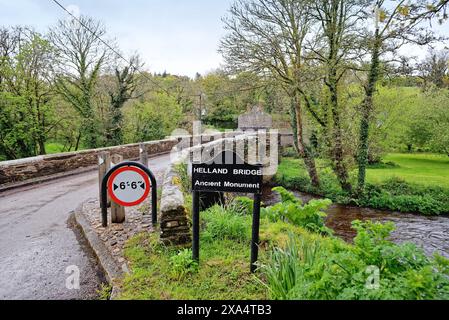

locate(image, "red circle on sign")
[[107, 166, 151, 207]]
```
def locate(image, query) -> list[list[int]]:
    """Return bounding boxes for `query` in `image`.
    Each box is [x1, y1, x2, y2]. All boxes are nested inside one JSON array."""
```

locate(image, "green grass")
[[278, 153, 449, 188], [117, 201, 337, 300], [118, 232, 266, 300], [44, 142, 83, 155], [366, 153, 449, 188], [44, 142, 66, 154]]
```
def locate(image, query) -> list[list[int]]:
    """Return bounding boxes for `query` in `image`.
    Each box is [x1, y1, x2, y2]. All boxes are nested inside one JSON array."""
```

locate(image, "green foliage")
[[174, 163, 191, 194], [170, 249, 198, 280], [357, 178, 449, 215], [374, 87, 449, 155], [258, 234, 302, 300], [124, 93, 182, 143], [276, 156, 449, 215], [121, 195, 449, 300], [97, 283, 112, 300], [0, 31, 56, 159], [262, 187, 333, 236], [281, 147, 299, 158], [229, 196, 255, 215], [260, 220, 449, 300], [0, 93, 36, 159]]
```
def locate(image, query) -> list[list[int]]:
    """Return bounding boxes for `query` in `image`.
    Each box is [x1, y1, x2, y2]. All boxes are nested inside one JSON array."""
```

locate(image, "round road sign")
[[107, 166, 151, 207]]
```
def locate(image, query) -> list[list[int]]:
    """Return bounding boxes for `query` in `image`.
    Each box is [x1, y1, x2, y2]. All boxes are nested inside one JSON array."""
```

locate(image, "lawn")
[[44, 142, 70, 154], [366, 153, 449, 188]]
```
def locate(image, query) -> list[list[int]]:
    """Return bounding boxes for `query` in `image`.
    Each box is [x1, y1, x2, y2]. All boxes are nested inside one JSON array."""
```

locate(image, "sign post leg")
[[192, 191, 200, 263], [99, 152, 111, 207], [250, 193, 262, 273], [151, 184, 158, 225]]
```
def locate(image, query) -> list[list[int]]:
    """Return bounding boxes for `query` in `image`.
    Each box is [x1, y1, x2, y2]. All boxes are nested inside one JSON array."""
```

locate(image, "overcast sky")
[[1, 0, 448, 78], [0, 0, 233, 78]]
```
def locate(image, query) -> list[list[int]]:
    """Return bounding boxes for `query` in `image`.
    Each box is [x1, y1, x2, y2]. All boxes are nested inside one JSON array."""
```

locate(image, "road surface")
[[0, 153, 172, 300]]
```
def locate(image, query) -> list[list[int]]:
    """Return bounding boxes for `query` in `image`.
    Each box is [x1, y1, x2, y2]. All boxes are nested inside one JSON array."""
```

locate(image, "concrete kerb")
[[73, 203, 125, 300]]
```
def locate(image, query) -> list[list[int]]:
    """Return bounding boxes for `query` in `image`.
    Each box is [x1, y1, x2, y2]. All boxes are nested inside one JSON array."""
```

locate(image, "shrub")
[[228, 196, 254, 215], [260, 220, 449, 300], [262, 187, 333, 236], [281, 147, 300, 158]]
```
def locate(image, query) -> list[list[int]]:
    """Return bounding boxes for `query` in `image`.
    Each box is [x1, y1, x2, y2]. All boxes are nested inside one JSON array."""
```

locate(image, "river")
[[262, 187, 449, 258]]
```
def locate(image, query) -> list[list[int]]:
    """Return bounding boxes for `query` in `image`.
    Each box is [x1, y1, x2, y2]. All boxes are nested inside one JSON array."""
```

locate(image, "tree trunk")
[[327, 67, 352, 192], [75, 131, 82, 151], [357, 30, 381, 192], [293, 92, 320, 189], [38, 139, 46, 155], [289, 97, 299, 153]]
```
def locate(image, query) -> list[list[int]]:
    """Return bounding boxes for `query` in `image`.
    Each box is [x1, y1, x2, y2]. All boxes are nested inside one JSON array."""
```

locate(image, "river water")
[[262, 187, 449, 258]]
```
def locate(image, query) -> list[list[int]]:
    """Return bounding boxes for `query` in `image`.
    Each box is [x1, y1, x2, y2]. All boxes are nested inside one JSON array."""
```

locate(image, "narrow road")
[[0, 153, 172, 300]]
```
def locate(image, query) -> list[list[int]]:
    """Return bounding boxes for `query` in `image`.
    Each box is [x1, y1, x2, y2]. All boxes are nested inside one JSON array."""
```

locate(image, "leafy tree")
[[104, 54, 145, 146], [123, 92, 182, 143], [49, 15, 111, 149], [304, 0, 364, 192], [0, 27, 56, 159], [0, 93, 35, 159], [220, 0, 321, 188], [356, 0, 449, 192], [417, 49, 449, 89]]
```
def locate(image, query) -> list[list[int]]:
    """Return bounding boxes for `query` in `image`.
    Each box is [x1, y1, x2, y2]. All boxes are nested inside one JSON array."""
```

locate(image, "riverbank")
[[262, 187, 449, 259], [275, 153, 449, 215]]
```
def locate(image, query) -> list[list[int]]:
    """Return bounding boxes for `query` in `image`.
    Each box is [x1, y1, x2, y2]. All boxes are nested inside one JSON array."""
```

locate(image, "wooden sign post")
[[110, 154, 125, 223], [191, 151, 263, 273]]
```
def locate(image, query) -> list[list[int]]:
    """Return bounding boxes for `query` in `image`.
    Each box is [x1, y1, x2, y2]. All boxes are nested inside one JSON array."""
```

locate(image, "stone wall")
[[159, 165, 191, 246], [0, 139, 178, 186]]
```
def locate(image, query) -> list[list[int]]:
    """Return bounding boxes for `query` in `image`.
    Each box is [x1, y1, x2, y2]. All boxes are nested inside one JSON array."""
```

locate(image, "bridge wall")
[[0, 131, 293, 189], [0, 132, 253, 188], [0, 139, 179, 187]]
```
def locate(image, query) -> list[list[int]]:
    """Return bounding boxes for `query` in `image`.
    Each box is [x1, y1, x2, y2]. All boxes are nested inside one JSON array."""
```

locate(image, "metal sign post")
[[191, 151, 263, 273], [101, 161, 158, 227]]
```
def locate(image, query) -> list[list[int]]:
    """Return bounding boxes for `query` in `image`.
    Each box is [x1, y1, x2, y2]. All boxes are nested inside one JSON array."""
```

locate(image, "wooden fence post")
[[139, 143, 148, 167], [110, 154, 126, 224]]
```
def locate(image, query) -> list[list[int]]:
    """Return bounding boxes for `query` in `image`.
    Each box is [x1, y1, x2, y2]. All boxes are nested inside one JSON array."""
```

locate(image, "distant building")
[[238, 105, 272, 131]]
